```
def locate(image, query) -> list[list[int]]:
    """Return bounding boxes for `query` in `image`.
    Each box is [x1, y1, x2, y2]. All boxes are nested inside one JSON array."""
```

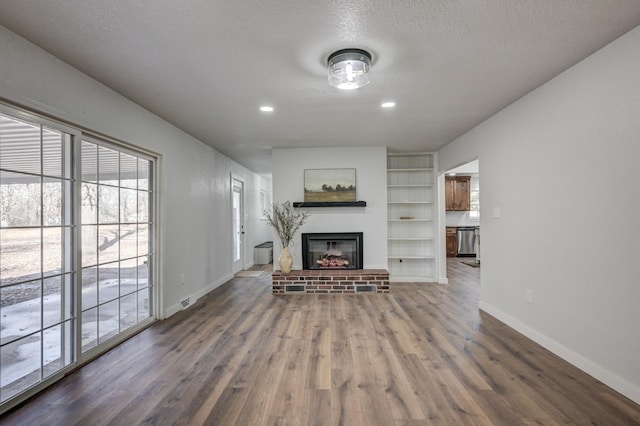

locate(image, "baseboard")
[[165, 297, 196, 318], [164, 273, 234, 319], [479, 301, 640, 405], [194, 273, 233, 300], [164, 303, 181, 318], [438, 276, 449, 284]]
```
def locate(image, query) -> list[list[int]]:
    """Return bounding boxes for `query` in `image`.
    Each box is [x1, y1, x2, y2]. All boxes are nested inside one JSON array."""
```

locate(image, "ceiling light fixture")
[[327, 48, 372, 90], [260, 106, 274, 112], [381, 102, 396, 108]]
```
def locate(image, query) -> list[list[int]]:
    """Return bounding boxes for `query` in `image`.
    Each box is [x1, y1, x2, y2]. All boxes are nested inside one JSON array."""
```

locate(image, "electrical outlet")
[[526, 289, 534, 304], [180, 273, 185, 285]]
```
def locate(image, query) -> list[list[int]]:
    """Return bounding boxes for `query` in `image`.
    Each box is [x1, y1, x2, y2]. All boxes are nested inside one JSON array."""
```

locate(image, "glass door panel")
[[80, 140, 154, 354], [0, 112, 74, 403]]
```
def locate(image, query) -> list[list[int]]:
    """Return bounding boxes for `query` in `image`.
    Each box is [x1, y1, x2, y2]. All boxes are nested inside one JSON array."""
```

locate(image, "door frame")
[[231, 174, 245, 274], [438, 157, 480, 284]]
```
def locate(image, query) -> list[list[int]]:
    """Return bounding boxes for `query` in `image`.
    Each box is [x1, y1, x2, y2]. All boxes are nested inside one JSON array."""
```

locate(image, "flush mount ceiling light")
[[327, 48, 372, 90]]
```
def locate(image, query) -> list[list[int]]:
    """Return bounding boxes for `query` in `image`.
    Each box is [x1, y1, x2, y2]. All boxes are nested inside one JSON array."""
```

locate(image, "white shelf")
[[388, 256, 436, 260], [387, 152, 437, 282], [388, 201, 433, 204], [387, 152, 429, 156], [387, 184, 434, 188], [387, 168, 433, 172]]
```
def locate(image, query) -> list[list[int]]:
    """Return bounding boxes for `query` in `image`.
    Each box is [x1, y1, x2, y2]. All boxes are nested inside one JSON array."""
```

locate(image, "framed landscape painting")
[[304, 168, 357, 202]]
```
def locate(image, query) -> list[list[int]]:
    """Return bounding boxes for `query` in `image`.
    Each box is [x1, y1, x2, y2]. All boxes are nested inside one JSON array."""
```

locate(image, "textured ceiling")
[[1, 1, 639, 177]]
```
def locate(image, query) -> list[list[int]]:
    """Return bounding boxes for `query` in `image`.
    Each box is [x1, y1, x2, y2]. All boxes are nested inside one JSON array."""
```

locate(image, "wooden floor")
[[2, 259, 639, 425]]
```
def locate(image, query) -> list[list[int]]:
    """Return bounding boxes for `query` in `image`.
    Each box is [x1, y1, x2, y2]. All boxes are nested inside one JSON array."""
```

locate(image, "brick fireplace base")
[[272, 269, 389, 294]]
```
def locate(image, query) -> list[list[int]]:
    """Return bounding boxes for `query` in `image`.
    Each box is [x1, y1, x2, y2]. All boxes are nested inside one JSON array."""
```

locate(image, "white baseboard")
[[164, 273, 234, 319], [164, 301, 183, 318], [194, 273, 233, 300], [438, 276, 449, 284], [479, 301, 640, 405], [164, 295, 197, 318], [389, 276, 437, 283]]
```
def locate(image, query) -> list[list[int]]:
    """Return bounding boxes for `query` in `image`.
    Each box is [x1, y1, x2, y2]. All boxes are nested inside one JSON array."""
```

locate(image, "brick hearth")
[[272, 269, 389, 294]]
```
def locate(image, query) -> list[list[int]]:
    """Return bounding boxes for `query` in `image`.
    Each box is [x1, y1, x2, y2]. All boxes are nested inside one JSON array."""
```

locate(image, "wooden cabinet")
[[446, 227, 458, 257], [445, 176, 471, 211]]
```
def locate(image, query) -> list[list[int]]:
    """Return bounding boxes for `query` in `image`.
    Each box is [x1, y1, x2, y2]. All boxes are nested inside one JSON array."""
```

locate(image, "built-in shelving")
[[388, 201, 433, 204], [387, 184, 434, 188], [387, 152, 437, 282], [388, 255, 437, 259]]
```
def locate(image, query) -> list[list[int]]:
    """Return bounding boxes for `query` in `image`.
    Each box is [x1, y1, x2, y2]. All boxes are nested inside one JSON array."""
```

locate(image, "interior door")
[[232, 177, 245, 274]]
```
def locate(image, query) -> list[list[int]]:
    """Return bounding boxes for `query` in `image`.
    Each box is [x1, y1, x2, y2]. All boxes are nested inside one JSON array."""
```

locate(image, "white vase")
[[279, 246, 293, 274]]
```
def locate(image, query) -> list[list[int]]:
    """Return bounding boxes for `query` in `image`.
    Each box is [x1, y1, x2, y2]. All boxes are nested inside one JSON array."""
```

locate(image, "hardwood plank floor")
[[1, 260, 639, 425]]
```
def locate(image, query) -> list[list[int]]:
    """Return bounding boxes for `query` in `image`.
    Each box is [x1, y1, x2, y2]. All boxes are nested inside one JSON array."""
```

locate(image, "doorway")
[[231, 176, 245, 274], [443, 159, 480, 274]]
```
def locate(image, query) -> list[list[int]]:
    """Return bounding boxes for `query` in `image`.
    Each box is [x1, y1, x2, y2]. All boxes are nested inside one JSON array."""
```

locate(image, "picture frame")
[[304, 168, 357, 202]]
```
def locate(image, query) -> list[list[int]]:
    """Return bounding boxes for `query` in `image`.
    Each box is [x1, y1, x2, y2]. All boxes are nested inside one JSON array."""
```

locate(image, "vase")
[[279, 246, 293, 274]]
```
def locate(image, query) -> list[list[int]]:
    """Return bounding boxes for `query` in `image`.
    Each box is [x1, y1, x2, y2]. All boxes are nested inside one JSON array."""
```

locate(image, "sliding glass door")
[[0, 106, 156, 408]]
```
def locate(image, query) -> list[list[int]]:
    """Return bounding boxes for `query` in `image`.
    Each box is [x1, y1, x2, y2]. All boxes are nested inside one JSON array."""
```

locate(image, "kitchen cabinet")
[[387, 152, 436, 282], [446, 227, 457, 257], [445, 176, 471, 211]]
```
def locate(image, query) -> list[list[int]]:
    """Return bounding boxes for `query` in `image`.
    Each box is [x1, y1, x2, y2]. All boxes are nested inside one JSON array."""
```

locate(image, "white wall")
[[438, 26, 640, 403], [0, 26, 271, 317], [271, 147, 387, 270]]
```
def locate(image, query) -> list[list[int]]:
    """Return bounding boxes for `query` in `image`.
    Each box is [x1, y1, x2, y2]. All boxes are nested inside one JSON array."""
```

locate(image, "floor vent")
[[285, 285, 306, 293], [180, 297, 191, 308], [355, 285, 376, 293]]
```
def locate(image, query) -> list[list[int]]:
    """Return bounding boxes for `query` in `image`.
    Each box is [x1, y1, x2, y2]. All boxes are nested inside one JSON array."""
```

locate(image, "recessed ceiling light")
[[381, 102, 396, 108], [260, 106, 274, 112]]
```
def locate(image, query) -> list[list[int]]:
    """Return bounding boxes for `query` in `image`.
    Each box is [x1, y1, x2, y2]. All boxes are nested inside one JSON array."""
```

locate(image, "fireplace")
[[302, 232, 363, 270]]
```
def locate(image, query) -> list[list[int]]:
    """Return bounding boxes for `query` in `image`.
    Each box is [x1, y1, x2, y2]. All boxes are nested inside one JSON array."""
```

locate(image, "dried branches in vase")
[[264, 201, 310, 248], [264, 201, 310, 273]]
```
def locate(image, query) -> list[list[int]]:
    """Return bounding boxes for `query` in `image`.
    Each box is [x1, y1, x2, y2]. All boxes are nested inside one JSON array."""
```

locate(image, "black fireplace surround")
[[302, 232, 363, 270]]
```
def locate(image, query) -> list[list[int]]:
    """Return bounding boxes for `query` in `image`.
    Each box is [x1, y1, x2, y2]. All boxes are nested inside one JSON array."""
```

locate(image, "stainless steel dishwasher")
[[457, 227, 476, 256]]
